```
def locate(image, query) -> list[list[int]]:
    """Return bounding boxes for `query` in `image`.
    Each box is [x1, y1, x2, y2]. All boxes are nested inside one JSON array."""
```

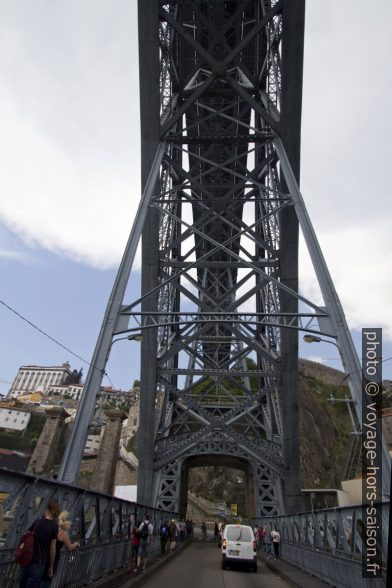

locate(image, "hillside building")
[[8, 363, 73, 398], [48, 383, 83, 401], [0, 407, 31, 431]]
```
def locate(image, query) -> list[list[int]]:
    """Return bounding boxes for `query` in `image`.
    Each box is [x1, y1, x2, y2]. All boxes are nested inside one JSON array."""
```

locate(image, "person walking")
[[214, 522, 220, 541], [39, 511, 80, 587], [263, 526, 272, 557], [201, 521, 207, 541], [168, 519, 177, 551], [129, 520, 140, 572], [18, 500, 60, 588], [159, 520, 169, 555], [257, 526, 265, 551], [178, 519, 185, 543], [271, 528, 281, 559], [186, 519, 191, 539], [137, 515, 153, 572]]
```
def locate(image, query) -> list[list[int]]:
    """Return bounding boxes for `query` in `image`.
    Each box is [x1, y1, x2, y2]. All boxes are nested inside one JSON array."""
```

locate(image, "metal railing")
[[0, 468, 179, 587], [252, 502, 389, 588]]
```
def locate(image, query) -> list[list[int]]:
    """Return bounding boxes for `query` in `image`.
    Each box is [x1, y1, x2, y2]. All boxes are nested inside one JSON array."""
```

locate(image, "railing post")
[[351, 508, 356, 557], [80, 503, 86, 542], [96, 497, 101, 541]]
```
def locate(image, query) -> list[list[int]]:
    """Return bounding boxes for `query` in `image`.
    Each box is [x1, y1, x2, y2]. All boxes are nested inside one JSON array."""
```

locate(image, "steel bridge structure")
[[57, 0, 390, 519]]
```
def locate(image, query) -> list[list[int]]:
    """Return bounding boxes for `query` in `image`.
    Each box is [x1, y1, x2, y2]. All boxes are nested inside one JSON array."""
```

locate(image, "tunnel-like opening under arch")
[[179, 455, 256, 519]]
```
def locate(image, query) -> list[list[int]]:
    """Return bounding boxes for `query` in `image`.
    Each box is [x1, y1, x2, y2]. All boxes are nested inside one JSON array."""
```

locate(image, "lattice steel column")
[[134, 0, 306, 514]]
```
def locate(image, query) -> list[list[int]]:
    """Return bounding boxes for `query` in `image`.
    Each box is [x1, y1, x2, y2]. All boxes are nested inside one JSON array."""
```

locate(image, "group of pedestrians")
[[158, 518, 193, 554], [254, 525, 281, 559], [17, 500, 80, 588], [129, 515, 193, 573]]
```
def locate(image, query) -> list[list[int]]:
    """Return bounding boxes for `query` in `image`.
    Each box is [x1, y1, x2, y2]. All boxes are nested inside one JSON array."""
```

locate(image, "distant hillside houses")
[[0, 407, 31, 431], [47, 383, 83, 401], [7, 363, 137, 406]]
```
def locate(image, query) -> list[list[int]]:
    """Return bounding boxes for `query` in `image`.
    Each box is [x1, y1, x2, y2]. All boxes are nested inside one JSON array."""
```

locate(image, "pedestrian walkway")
[[258, 552, 329, 588], [89, 541, 328, 588], [88, 539, 331, 588], [121, 542, 291, 588], [88, 539, 190, 588]]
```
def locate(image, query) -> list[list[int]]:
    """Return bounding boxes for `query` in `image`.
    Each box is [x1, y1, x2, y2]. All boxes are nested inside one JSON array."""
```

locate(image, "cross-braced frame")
[[58, 0, 390, 511], [136, 0, 305, 515]]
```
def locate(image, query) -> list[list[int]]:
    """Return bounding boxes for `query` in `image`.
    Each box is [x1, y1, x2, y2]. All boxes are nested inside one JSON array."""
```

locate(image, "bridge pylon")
[[58, 0, 390, 514]]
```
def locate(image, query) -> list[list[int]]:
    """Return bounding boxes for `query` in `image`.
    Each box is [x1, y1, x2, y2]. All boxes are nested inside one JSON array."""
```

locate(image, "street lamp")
[[303, 334, 339, 350], [112, 333, 144, 345]]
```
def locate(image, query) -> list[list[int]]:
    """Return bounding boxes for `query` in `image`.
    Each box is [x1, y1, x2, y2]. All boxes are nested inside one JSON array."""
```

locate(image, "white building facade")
[[8, 363, 73, 398], [0, 408, 31, 431], [47, 383, 83, 401]]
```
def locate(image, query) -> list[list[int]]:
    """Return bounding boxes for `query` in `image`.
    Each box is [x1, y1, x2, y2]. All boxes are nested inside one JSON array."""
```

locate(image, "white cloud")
[[0, 0, 141, 269], [0, 226, 33, 263], [0, 0, 391, 340], [298, 0, 392, 341], [299, 221, 392, 340], [0, 248, 28, 262]]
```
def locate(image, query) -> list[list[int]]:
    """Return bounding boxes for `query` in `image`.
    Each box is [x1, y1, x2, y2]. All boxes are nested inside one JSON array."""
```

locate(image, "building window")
[[134, 419, 137, 426], [5, 418, 9, 422]]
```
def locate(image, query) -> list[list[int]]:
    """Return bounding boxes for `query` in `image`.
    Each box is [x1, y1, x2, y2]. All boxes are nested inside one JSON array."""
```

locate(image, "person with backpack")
[[38, 511, 80, 587], [128, 520, 141, 572], [137, 515, 153, 572], [159, 520, 169, 555], [17, 500, 60, 588]]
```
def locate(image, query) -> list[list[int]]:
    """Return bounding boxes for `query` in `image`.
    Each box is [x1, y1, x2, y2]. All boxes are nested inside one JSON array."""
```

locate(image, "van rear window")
[[227, 527, 252, 542]]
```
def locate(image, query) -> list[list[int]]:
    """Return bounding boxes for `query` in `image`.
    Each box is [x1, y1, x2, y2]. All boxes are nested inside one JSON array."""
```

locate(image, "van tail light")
[[222, 539, 227, 549], [253, 540, 257, 551]]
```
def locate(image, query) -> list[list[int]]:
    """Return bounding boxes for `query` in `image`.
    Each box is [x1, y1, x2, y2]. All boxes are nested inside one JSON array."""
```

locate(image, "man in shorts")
[[137, 515, 154, 572]]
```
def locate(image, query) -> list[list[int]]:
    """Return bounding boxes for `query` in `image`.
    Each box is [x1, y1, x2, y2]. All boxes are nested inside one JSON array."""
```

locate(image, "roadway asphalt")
[[139, 541, 291, 588]]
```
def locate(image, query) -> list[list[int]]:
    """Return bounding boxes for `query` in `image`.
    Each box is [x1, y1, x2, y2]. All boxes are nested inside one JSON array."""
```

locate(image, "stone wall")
[[114, 459, 138, 486], [26, 407, 68, 476], [88, 410, 126, 494]]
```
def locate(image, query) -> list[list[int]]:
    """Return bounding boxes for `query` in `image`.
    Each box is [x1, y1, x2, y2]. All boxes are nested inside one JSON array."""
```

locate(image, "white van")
[[221, 524, 257, 572]]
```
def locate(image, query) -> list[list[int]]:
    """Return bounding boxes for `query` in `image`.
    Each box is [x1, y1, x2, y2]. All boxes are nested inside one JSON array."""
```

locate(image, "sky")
[[0, 0, 391, 396]]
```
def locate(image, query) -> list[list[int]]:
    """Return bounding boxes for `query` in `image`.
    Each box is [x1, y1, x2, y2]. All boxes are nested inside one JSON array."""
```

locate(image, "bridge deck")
[[89, 540, 327, 588]]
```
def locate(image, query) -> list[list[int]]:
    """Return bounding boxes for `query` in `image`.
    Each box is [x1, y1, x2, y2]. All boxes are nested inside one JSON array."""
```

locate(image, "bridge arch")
[[153, 439, 283, 517], [179, 454, 254, 519]]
